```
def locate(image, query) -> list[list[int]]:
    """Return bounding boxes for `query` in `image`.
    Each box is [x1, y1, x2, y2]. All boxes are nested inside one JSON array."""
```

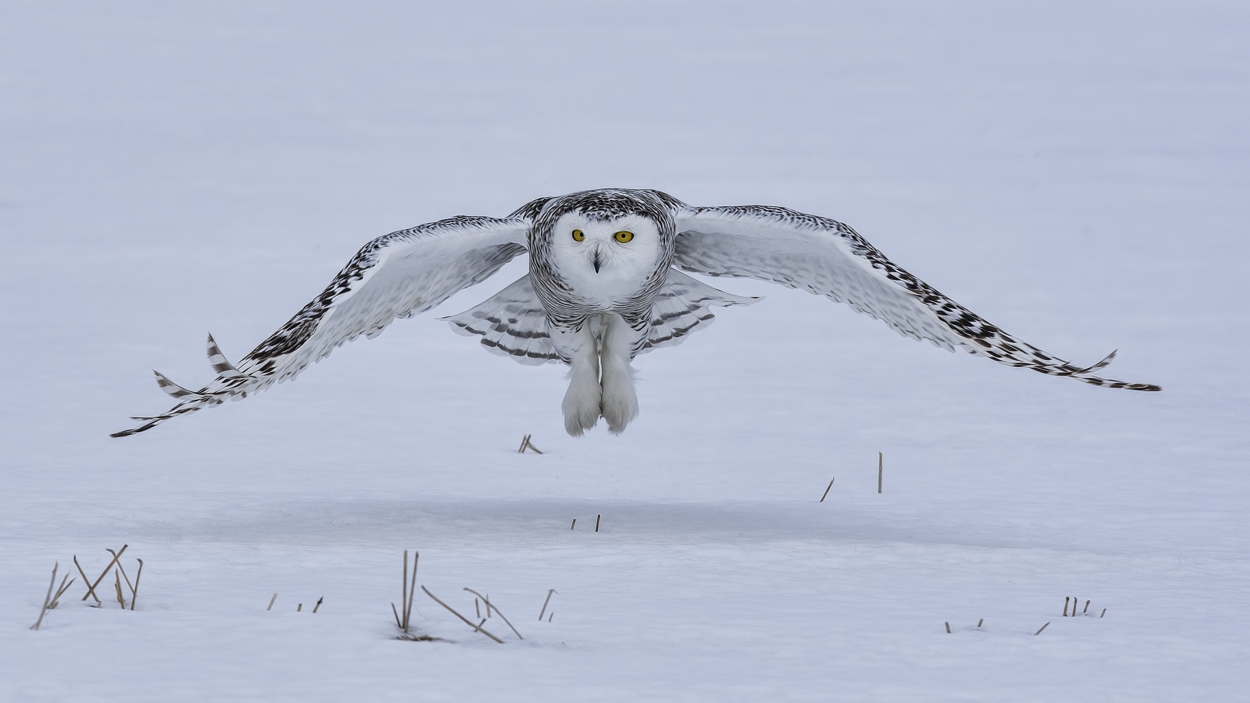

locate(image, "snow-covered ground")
[[2, 1, 1247, 700]]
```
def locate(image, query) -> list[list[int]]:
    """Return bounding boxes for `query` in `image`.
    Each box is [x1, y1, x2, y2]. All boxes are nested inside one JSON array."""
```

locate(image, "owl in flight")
[[112, 189, 1159, 438]]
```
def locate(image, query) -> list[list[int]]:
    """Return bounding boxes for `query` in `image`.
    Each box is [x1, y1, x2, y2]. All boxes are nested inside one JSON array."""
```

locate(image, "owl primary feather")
[[112, 188, 1159, 438]]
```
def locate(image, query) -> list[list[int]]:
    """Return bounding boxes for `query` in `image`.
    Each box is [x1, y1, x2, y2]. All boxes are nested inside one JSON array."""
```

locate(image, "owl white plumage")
[[112, 188, 1158, 438]]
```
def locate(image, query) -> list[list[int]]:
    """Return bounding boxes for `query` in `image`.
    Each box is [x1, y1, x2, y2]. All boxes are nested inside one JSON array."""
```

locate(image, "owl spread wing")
[[673, 205, 1160, 391], [112, 215, 531, 437]]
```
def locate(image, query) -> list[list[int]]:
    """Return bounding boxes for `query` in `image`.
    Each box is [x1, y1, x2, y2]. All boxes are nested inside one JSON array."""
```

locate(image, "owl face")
[[548, 211, 663, 301]]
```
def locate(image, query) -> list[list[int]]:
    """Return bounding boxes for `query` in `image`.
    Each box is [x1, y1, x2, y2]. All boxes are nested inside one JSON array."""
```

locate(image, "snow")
[[2, 1, 1248, 700]]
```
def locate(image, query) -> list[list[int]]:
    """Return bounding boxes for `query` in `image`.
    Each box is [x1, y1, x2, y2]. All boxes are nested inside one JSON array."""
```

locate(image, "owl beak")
[[592, 248, 603, 273]]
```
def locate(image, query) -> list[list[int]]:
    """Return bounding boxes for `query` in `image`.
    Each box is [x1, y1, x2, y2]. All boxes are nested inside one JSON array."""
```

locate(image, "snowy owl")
[[112, 188, 1159, 438]]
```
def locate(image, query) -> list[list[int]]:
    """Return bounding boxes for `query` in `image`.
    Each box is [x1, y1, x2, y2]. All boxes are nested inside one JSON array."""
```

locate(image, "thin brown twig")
[[391, 602, 403, 629], [421, 586, 504, 643], [401, 550, 410, 631], [405, 552, 419, 631], [464, 588, 522, 640], [30, 562, 58, 631], [538, 589, 557, 621], [113, 571, 126, 609], [48, 574, 75, 610], [108, 549, 135, 598], [820, 478, 835, 502], [1034, 622, 1050, 635], [130, 560, 143, 611], [81, 545, 127, 601], [73, 556, 101, 604], [313, 596, 323, 614], [268, 593, 279, 611]]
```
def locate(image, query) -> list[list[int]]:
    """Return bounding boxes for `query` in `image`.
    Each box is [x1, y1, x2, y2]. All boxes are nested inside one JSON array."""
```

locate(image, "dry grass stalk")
[[517, 435, 544, 454], [1063, 597, 1069, 616], [47, 573, 76, 610], [820, 478, 835, 503], [1100, 608, 1106, 618], [548, 612, 553, 622], [538, 589, 557, 621], [1083, 600, 1090, 615], [81, 545, 127, 602], [30, 562, 59, 631], [475, 599, 481, 618], [1034, 622, 1050, 635], [130, 560, 143, 611], [391, 550, 420, 633], [977, 618, 984, 628], [878, 452, 883, 494], [421, 586, 504, 643], [570, 518, 576, 530], [113, 571, 127, 609], [464, 588, 522, 640], [73, 556, 101, 604], [268, 593, 278, 611], [313, 596, 323, 614], [595, 514, 601, 533], [945, 622, 951, 633]]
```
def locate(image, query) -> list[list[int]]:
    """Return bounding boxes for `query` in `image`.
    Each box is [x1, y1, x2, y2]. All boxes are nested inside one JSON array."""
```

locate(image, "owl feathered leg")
[[555, 314, 642, 436], [600, 314, 640, 435], [558, 320, 603, 436]]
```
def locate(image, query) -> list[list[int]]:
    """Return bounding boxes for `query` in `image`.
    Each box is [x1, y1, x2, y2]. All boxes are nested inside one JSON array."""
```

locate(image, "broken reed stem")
[[30, 562, 59, 631], [518, 435, 529, 453], [878, 452, 883, 494], [130, 560, 143, 611], [464, 588, 523, 640], [945, 621, 951, 633], [570, 518, 576, 530], [405, 552, 419, 632], [268, 593, 279, 611], [1083, 600, 1090, 615], [548, 612, 553, 622], [977, 618, 984, 628], [1034, 622, 1050, 635], [1100, 608, 1106, 618], [82, 545, 127, 601], [391, 602, 403, 629], [421, 586, 504, 643], [48, 574, 75, 610], [108, 549, 135, 599], [820, 478, 835, 503], [73, 556, 101, 604], [595, 514, 601, 533], [1063, 597, 1069, 617], [402, 551, 410, 631], [475, 599, 481, 618], [538, 589, 557, 621], [114, 571, 126, 609], [297, 603, 302, 612], [313, 597, 323, 614]]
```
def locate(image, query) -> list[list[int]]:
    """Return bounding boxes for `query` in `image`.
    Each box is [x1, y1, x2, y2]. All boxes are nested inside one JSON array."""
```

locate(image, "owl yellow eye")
[[571, 229, 585, 242], [614, 231, 634, 243]]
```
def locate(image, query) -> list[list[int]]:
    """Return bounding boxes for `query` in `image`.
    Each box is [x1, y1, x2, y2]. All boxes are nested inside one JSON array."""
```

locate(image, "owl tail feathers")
[[444, 275, 563, 366], [641, 269, 759, 353]]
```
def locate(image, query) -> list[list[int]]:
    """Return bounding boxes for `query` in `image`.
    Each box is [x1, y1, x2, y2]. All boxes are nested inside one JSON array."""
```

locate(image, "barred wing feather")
[[674, 205, 1159, 391], [112, 216, 530, 437]]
